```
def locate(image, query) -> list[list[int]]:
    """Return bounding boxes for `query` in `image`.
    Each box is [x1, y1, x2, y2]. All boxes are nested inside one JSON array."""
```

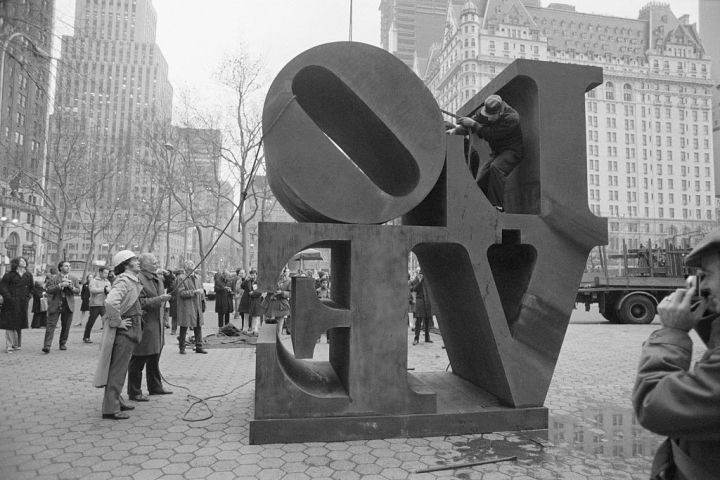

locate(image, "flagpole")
[[349, 0, 353, 41]]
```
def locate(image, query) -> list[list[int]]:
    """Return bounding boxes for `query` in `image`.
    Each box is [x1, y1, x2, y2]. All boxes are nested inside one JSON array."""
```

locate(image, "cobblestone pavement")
[[0, 304, 708, 479]]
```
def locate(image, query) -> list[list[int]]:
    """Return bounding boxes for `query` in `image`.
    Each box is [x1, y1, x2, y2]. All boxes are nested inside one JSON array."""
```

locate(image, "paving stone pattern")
[[0, 305, 708, 479]]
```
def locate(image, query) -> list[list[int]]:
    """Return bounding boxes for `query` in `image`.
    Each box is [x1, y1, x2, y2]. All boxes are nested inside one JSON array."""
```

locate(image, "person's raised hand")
[[658, 287, 703, 331], [457, 117, 477, 129]]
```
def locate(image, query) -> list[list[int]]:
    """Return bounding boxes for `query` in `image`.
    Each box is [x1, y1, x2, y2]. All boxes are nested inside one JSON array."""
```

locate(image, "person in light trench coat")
[[93, 250, 143, 420], [175, 260, 207, 354]]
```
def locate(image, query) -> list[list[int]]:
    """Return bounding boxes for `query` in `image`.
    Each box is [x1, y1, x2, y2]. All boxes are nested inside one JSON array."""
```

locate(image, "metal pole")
[[349, 0, 353, 41], [0, 32, 51, 131]]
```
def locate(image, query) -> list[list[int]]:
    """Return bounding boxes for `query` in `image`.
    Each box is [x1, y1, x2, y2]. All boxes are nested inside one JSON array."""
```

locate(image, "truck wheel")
[[617, 294, 656, 324], [601, 310, 621, 323]]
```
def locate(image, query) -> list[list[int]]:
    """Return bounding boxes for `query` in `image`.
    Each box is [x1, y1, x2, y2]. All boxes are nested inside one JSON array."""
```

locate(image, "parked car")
[[202, 282, 215, 300]]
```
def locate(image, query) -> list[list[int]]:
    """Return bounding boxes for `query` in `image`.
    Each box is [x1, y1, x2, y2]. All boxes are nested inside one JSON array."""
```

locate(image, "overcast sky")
[[52, 0, 701, 109]]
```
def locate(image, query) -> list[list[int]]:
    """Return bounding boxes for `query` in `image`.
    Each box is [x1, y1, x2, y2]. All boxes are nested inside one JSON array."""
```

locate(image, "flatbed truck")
[[576, 243, 693, 324]]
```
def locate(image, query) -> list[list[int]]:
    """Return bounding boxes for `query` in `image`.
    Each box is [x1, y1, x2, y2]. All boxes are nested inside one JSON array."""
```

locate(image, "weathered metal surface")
[[262, 41, 446, 224], [251, 44, 607, 443]]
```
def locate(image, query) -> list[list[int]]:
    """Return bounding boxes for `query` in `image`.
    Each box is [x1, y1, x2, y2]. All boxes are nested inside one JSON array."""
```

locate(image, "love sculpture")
[[249, 42, 607, 444]]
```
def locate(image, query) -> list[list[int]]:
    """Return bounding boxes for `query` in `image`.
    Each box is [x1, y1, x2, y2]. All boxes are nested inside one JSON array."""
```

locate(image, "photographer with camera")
[[633, 232, 720, 479], [42, 261, 80, 353]]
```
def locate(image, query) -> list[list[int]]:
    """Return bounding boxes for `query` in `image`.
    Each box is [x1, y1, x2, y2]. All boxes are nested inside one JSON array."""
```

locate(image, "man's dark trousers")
[[83, 306, 105, 340], [44, 300, 73, 349], [127, 354, 163, 397]]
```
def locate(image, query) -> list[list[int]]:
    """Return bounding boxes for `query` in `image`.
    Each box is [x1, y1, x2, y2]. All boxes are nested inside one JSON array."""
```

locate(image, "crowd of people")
[[0, 252, 334, 419]]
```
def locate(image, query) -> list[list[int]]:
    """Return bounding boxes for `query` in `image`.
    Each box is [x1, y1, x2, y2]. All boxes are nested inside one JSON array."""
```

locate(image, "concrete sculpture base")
[[249, 326, 547, 444]]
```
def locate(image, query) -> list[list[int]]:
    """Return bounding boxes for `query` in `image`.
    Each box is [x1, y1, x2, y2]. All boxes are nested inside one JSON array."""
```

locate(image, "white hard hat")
[[112, 249, 136, 267]]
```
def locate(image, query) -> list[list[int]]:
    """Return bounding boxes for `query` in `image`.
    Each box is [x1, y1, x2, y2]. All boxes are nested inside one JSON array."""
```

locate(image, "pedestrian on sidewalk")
[[410, 270, 433, 345], [633, 231, 720, 479], [30, 280, 47, 329], [175, 260, 207, 354], [75, 274, 92, 326], [233, 268, 246, 327], [168, 269, 182, 336], [42, 261, 80, 353], [127, 253, 173, 401], [83, 266, 111, 343], [214, 270, 234, 328], [93, 250, 143, 420], [245, 269, 263, 335], [0, 257, 33, 353], [264, 268, 291, 334]]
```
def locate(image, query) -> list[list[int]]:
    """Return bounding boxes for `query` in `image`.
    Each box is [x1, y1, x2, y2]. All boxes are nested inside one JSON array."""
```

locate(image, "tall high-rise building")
[[48, 0, 175, 264], [379, 0, 460, 72], [0, 0, 54, 270], [699, 0, 720, 199], [422, 0, 714, 252]]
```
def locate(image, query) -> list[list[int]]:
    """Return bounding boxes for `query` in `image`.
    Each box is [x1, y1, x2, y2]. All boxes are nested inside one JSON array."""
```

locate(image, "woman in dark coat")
[[214, 271, 234, 328], [0, 257, 34, 352], [76, 274, 92, 326], [31, 280, 47, 328], [410, 270, 433, 345], [243, 270, 263, 335]]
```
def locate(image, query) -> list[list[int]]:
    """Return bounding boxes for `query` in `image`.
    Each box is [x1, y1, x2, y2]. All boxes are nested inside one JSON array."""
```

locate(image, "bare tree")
[[178, 47, 268, 272], [17, 112, 119, 265]]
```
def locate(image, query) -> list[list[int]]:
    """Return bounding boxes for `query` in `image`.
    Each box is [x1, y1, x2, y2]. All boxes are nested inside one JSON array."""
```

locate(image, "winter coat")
[[214, 274, 234, 314], [0, 270, 34, 330], [632, 319, 720, 479], [410, 277, 432, 319], [94, 272, 142, 388], [238, 278, 253, 313], [134, 270, 167, 356], [80, 282, 91, 311], [264, 276, 291, 319], [88, 277, 111, 307], [45, 273, 80, 314], [469, 102, 523, 156], [175, 272, 204, 328], [31, 282, 46, 314]]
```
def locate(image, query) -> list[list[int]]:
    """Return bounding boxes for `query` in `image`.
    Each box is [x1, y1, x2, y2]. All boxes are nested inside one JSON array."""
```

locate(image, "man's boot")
[[425, 336, 433, 343], [178, 334, 186, 354], [413, 337, 419, 345]]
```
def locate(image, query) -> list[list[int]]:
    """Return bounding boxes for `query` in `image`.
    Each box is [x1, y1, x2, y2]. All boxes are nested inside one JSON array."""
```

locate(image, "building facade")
[[422, 0, 715, 253], [47, 0, 180, 268], [698, 0, 720, 202], [0, 0, 54, 272], [380, 0, 461, 73]]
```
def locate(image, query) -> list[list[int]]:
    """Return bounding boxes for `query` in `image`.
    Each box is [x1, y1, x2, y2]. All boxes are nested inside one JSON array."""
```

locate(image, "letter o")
[[263, 42, 445, 224]]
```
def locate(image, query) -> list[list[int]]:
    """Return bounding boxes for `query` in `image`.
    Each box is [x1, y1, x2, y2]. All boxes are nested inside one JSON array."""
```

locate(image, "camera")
[[687, 275, 700, 298], [687, 275, 703, 312]]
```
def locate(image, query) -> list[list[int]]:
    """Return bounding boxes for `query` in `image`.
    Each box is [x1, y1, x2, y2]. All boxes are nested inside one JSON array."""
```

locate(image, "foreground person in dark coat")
[[0, 257, 33, 352], [127, 253, 173, 401], [632, 231, 720, 479]]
